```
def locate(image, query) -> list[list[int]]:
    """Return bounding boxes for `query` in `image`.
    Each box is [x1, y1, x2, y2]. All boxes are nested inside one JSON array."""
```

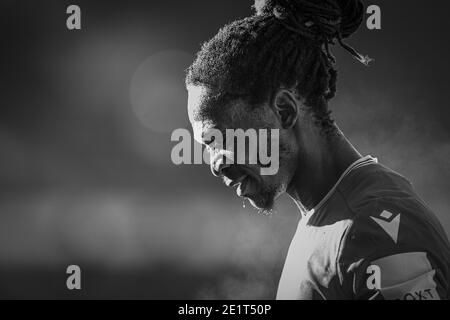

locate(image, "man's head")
[[186, 0, 364, 212], [187, 84, 303, 212]]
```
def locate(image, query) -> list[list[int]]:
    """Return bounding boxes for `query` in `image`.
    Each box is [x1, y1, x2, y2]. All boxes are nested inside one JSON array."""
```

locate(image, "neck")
[[287, 125, 361, 212]]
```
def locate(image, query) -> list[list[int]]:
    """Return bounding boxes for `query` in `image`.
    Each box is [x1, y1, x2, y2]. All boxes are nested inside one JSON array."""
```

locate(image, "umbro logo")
[[370, 210, 401, 243]]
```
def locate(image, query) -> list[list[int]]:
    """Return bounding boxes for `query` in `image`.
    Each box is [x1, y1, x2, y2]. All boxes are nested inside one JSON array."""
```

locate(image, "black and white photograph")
[[1, 0, 450, 306]]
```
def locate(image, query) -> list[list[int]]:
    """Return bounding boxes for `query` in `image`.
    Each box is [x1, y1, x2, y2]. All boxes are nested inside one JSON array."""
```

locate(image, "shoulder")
[[336, 162, 445, 251], [334, 163, 450, 299], [336, 208, 449, 299], [336, 165, 447, 269]]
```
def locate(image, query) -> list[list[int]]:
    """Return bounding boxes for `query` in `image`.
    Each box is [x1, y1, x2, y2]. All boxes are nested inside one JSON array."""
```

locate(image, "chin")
[[246, 192, 276, 213], [246, 180, 286, 212]]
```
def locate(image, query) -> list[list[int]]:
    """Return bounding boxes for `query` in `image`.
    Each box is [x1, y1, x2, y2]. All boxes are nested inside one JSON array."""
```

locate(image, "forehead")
[[187, 85, 271, 142], [187, 85, 210, 124], [187, 85, 236, 123], [187, 85, 235, 137], [187, 84, 258, 122], [187, 85, 215, 142]]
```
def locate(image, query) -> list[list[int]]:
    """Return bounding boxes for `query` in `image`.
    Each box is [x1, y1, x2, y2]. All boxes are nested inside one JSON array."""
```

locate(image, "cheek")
[[258, 172, 285, 190], [280, 132, 299, 163]]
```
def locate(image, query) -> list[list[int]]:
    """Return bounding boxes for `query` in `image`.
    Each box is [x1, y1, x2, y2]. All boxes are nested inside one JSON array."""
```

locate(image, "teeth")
[[236, 177, 248, 197], [228, 176, 246, 188]]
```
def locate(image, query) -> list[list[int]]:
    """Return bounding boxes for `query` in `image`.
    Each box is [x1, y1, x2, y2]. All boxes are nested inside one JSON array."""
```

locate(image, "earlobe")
[[274, 89, 299, 129]]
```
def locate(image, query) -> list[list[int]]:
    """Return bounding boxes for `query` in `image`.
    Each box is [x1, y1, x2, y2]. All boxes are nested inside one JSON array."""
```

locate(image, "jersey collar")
[[304, 155, 378, 217]]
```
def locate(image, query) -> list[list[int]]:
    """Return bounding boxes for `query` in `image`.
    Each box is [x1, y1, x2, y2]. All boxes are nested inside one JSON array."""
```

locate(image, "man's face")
[[187, 85, 299, 212]]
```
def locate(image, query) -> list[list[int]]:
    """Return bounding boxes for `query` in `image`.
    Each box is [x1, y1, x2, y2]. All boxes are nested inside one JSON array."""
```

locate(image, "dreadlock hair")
[[186, 0, 368, 135]]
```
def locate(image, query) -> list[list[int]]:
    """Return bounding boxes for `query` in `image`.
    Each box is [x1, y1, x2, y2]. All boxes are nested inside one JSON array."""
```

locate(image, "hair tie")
[[271, 4, 373, 67]]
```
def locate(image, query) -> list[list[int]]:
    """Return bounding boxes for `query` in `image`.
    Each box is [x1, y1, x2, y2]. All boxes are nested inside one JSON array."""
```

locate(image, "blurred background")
[[0, 0, 449, 299]]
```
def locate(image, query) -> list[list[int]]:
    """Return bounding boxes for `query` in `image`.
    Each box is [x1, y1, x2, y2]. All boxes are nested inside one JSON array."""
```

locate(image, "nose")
[[210, 149, 232, 177]]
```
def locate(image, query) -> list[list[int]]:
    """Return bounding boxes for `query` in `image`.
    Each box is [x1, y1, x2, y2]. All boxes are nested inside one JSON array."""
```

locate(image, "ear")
[[272, 89, 299, 129]]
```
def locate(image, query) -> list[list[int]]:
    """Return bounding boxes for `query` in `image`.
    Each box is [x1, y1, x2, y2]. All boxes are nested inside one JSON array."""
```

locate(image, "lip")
[[222, 166, 262, 197], [225, 175, 254, 198], [225, 174, 247, 188], [236, 176, 251, 197]]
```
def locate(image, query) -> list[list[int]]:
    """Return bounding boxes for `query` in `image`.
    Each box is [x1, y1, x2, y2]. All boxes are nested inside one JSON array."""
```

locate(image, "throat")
[[287, 133, 361, 212]]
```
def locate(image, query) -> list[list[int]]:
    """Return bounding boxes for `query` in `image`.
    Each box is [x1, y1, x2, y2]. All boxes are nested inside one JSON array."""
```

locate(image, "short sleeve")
[[337, 208, 446, 300]]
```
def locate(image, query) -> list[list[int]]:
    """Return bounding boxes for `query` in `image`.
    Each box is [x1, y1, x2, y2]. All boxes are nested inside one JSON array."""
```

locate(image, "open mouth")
[[236, 176, 250, 197], [225, 174, 246, 188], [222, 166, 261, 198], [225, 175, 254, 197]]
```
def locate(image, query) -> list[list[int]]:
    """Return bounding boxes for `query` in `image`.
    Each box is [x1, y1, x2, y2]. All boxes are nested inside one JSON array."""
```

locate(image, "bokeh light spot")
[[130, 50, 193, 133]]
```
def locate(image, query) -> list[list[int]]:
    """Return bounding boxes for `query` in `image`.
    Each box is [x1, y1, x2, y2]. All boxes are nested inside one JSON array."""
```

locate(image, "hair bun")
[[253, 0, 371, 65], [336, 0, 364, 38], [253, 0, 364, 39]]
